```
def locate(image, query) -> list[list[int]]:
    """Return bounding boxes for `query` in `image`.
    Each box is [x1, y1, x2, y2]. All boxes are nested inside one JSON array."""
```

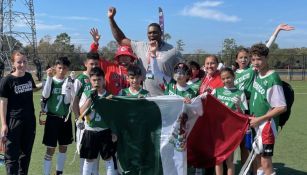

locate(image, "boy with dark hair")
[[118, 64, 149, 97], [72, 51, 100, 174], [77, 67, 117, 175], [41, 56, 73, 175], [73, 52, 100, 116], [249, 43, 287, 175]]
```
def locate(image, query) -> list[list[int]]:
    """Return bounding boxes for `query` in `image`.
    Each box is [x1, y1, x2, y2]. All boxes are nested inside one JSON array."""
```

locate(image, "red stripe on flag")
[[187, 94, 249, 168]]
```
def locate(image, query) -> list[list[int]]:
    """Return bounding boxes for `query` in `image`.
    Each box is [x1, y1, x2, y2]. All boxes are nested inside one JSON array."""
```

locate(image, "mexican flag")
[[92, 94, 249, 175]]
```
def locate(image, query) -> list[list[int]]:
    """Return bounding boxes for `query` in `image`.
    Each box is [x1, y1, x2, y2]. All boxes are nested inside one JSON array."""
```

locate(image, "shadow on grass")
[[274, 163, 307, 175], [234, 162, 307, 175]]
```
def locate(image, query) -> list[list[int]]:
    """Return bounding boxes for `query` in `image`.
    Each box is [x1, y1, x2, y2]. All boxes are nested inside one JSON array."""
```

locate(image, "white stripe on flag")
[[148, 95, 186, 175]]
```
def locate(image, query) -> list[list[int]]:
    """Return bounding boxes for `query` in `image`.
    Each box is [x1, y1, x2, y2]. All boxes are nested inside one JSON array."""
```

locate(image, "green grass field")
[[1, 81, 307, 175]]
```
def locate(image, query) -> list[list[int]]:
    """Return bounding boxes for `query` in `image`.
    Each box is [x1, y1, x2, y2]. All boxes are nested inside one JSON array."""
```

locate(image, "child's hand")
[[200, 92, 208, 99], [277, 24, 295, 32], [249, 116, 261, 128], [46, 67, 54, 77], [90, 28, 101, 43], [231, 96, 241, 106], [183, 97, 192, 104]]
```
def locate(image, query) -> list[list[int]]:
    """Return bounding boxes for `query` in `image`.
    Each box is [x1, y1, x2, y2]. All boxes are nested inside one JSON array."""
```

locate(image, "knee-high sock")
[[92, 158, 100, 175], [43, 154, 53, 175], [56, 152, 67, 172], [105, 159, 116, 175], [83, 159, 94, 175], [80, 158, 85, 175]]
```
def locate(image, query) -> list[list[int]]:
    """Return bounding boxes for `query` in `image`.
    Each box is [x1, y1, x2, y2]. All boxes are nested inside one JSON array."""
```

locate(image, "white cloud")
[[36, 23, 66, 30], [49, 15, 100, 22], [180, 1, 240, 22]]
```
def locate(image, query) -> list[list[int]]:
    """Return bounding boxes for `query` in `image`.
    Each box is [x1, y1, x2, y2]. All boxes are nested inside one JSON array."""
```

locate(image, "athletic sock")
[[80, 158, 85, 175], [83, 159, 94, 175], [92, 158, 100, 175], [43, 154, 53, 175], [105, 159, 116, 175], [56, 152, 67, 173]]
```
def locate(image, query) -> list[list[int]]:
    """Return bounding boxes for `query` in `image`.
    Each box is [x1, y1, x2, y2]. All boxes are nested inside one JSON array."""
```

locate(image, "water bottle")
[[245, 128, 252, 151]]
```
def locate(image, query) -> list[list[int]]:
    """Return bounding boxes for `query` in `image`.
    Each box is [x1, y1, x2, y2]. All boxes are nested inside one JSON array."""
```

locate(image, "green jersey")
[[249, 71, 286, 127], [46, 79, 70, 116], [75, 73, 91, 97], [212, 87, 248, 111], [119, 87, 149, 98], [234, 67, 255, 99], [164, 79, 197, 98], [187, 78, 201, 95], [81, 90, 109, 129]]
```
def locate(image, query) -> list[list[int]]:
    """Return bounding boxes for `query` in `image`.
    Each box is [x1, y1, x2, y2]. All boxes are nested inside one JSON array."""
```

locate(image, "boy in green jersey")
[[234, 24, 294, 99], [72, 52, 100, 174], [41, 57, 73, 175], [77, 67, 117, 175], [212, 67, 248, 175], [249, 44, 287, 175], [118, 64, 149, 97], [73, 52, 100, 119]]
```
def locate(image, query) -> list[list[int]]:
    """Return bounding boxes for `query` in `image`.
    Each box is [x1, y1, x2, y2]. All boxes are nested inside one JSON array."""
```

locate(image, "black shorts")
[[42, 115, 73, 147], [80, 129, 117, 160], [262, 144, 274, 157]]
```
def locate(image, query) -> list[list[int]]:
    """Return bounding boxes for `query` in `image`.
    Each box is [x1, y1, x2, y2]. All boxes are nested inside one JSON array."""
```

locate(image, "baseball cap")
[[114, 46, 137, 62]]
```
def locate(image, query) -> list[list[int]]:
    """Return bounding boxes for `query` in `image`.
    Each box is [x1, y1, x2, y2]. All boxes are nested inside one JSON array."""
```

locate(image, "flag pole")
[[158, 7, 164, 40]]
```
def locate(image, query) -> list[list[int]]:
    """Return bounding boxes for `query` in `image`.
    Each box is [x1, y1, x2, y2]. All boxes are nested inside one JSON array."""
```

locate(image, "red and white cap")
[[114, 46, 137, 62]]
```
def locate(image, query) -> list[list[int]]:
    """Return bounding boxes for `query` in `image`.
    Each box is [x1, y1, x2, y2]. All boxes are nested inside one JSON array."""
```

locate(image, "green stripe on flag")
[[94, 97, 163, 174]]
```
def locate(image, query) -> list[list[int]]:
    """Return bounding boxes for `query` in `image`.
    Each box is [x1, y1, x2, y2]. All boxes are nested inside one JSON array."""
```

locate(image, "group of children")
[[38, 23, 293, 175], [39, 31, 149, 174]]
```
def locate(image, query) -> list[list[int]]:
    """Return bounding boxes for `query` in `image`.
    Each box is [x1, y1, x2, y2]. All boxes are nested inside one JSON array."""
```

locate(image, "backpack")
[[279, 81, 294, 128]]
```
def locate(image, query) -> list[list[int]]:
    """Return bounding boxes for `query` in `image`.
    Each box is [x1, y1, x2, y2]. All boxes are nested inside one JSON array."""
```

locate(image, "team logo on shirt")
[[223, 89, 232, 95], [14, 81, 33, 94], [84, 78, 90, 83]]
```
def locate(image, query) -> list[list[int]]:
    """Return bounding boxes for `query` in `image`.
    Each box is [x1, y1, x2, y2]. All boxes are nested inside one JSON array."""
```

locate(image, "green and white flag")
[[92, 95, 201, 175], [92, 95, 248, 174]]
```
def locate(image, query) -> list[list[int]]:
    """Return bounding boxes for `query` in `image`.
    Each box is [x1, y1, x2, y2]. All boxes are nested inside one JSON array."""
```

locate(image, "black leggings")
[[5, 117, 36, 175]]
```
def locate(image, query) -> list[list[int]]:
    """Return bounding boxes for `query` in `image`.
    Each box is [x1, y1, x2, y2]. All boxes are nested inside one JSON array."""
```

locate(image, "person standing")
[[199, 55, 224, 95], [41, 57, 73, 175], [249, 44, 287, 175], [0, 50, 42, 175], [108, 7, 182, 96]]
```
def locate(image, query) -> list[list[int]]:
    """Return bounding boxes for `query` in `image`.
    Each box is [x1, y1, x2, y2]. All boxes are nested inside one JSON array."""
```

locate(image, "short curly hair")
[[250, 43, 269, 57]]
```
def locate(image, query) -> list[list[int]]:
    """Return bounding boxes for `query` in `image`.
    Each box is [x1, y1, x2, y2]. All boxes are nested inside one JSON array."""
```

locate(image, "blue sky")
[[13, 0, 307, 53]]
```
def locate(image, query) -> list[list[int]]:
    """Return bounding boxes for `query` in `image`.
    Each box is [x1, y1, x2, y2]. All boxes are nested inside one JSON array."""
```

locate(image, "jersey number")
[[56, 95, 63, 111]]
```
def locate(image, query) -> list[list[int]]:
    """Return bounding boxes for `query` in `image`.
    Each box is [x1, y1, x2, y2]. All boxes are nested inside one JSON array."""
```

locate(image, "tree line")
[[2, 33, 307, 71]]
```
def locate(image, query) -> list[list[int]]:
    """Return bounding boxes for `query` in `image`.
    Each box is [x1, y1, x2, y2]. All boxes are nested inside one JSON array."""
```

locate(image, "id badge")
[[146, 70, 154, 79]]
